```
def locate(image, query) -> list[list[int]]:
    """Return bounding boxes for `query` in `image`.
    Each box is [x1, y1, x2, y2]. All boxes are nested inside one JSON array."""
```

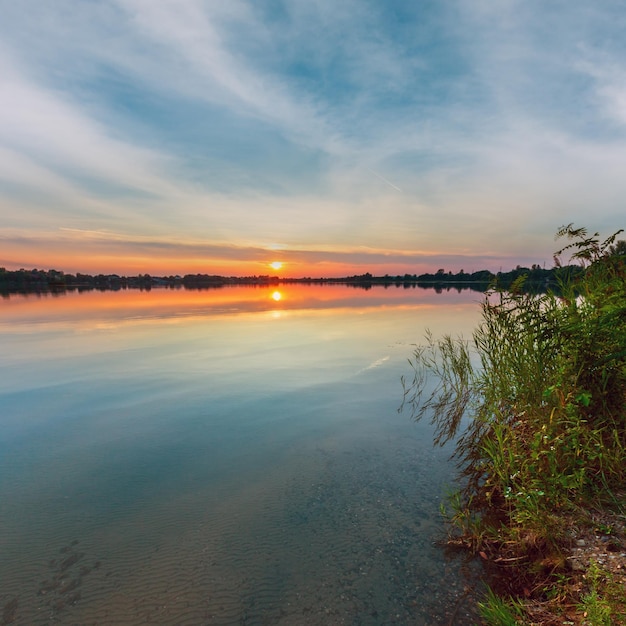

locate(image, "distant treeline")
[[0, 264, 584, 295], [335, 264, 585, 291], [0, 268, 278, 294]]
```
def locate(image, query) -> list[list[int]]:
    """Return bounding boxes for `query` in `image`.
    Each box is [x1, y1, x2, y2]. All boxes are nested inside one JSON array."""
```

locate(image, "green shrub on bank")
[[402, 224, 626, 545]]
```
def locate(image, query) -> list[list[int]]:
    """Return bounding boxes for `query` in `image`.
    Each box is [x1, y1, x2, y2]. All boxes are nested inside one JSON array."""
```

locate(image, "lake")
[[0, 284, 483, 625]]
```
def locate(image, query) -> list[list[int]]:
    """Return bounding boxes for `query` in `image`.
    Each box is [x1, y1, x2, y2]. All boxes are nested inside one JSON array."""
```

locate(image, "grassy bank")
[[402, 225, 626, 624]]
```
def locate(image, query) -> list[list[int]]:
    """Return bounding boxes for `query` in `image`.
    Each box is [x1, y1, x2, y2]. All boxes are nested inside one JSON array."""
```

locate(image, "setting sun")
[[269, 261, 283, 271]]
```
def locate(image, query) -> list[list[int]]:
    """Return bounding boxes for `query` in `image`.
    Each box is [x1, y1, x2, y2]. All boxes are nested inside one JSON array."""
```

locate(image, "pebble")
[[566, 557, 586, 571]]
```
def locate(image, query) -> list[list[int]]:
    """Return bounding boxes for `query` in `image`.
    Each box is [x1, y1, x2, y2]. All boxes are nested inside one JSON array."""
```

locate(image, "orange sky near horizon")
[[0, 235, 539, 278], [0, 239, 468, 278], [1, 252, 364, 278]]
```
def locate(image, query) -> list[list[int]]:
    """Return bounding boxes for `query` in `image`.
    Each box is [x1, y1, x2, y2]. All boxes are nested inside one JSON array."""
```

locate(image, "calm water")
[[0, 284, 482, 625]]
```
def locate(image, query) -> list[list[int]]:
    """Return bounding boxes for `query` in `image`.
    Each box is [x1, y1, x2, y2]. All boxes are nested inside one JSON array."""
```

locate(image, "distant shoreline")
[[0, 265, 579, 296]]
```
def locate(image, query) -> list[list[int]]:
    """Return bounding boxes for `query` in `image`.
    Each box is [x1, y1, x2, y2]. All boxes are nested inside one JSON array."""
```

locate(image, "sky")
[[1, 0, 625, 278]]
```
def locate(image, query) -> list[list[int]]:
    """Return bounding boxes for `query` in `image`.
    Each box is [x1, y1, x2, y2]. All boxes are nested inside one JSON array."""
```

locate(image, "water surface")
[[0, 284, 482, 624]]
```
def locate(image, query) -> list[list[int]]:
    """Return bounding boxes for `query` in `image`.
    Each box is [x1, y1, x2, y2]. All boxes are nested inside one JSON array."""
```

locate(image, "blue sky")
[[1, 0, 625, 276]]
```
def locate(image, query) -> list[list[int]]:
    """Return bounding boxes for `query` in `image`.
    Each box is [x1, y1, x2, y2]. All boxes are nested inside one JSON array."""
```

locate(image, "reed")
[[402, 225, 626, 624]]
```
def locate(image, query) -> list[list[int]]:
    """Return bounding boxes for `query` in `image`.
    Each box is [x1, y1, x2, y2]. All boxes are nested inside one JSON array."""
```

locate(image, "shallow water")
[[0, 284, 482, 624]]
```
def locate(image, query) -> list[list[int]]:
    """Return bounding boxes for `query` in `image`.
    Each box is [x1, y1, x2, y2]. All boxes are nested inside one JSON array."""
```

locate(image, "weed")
[[578, 561, 612, 626], [478, 587, 525, 625]]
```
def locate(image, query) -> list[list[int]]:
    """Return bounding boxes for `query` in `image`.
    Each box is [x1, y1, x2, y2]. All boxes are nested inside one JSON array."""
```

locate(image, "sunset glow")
[[269, 262, 283, 271]]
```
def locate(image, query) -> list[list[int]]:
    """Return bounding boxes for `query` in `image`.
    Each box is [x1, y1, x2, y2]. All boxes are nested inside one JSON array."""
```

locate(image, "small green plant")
[[542, 571, 570, 603], [478, 587, 525, 625], [593, 523, 614, 536], [578, 561, 612, 626]]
